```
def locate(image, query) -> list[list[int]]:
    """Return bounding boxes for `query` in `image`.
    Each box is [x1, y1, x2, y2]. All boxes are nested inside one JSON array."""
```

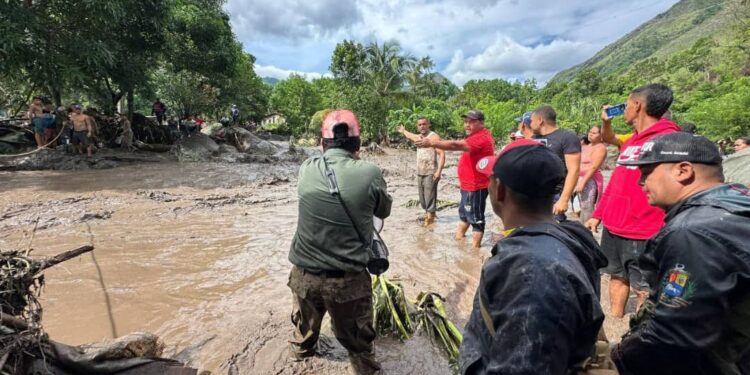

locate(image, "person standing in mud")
[[119, 113, 134, 151], [576, 126, 607, 223], [27, 96, 45, 148], [69, 104, 93, 157], [586, 84, 680, 319], [398, 117, 445, 226], [459, 139, 607, 374], [152, 98, 166, 125], [529, 105, 582, 221], [612, 132, 750, 375], [231, 104, 240, 125], [287, 109, 392, 375], [416, 109, 494, 248]]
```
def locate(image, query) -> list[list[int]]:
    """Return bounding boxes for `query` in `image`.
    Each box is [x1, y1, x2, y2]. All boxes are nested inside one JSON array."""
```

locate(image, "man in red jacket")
[[417, 109, 495, 249], [585, 83, 680, 318]]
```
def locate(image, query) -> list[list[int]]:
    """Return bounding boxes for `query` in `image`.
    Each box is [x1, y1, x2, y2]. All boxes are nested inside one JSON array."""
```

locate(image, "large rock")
[[225, 127, 278, 155], [173, 133, 220, 161], [200, 122, 223, 137]]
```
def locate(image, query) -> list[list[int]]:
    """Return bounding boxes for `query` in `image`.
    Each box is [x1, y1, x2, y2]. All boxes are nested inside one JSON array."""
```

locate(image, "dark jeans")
[[288, 266, 380, 375]]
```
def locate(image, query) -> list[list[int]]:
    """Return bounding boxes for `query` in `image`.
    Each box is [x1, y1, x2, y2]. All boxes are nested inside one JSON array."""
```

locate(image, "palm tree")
[[363, 41, 417, 97]]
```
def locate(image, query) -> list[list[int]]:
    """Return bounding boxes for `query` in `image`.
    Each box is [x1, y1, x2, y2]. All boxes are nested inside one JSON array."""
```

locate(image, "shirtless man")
[[27, 97, 45, 147], [69, 104, 93, 157], [399, 117, 446, 225]]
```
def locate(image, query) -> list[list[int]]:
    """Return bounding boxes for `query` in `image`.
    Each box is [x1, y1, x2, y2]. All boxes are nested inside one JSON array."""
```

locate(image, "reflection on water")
[[0, 151, 488, 374]]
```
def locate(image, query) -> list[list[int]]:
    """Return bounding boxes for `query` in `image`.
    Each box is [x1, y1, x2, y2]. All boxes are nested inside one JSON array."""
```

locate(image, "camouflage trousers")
[[288, 266, 380, 375]]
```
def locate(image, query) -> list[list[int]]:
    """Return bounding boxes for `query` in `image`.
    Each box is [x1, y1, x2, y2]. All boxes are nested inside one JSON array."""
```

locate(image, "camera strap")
[[321, 155, 371, 250]]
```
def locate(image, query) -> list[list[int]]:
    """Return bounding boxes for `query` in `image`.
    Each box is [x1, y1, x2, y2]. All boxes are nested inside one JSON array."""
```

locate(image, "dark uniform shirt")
[[459, 221, 607, 375], [288, 148, 392, 273], [613, 184, 750, 375]]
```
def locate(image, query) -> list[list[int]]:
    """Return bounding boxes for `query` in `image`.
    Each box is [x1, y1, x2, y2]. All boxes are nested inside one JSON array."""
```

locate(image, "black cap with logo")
[[619, 132, 722, 166]]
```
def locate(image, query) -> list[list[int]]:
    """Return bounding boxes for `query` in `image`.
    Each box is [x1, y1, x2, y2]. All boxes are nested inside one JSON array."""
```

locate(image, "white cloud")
[[226, 0, 680, 85], [443, 34, 599, 85], [254, 64, 328, 81], [226, 0, 361, 40]]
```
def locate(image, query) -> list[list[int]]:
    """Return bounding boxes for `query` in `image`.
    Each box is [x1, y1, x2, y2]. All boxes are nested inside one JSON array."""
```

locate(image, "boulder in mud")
[[200, 122, 223, 137], [0, 125, 34, 154], [224, 127, 278, 155], [173, 133, 220, 161]]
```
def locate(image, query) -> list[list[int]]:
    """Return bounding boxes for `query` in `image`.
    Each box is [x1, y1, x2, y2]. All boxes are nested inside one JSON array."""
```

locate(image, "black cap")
[[619, 132, 722, 166], [461, 109, 485, 121], [476, 139, 564, 197]]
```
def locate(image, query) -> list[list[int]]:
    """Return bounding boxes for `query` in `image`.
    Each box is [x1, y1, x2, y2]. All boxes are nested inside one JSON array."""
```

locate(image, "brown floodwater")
[[0, 150, 493, 374], [0, 149, 629, 374]]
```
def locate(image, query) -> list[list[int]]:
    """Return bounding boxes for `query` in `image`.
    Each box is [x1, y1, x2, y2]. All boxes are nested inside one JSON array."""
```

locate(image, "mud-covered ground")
[[0, 148, 631, 374]]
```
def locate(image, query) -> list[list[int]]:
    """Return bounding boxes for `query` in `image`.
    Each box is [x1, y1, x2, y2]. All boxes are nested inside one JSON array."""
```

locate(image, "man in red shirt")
[[585, 83, 681, 318], [417, 109, 495, 248]]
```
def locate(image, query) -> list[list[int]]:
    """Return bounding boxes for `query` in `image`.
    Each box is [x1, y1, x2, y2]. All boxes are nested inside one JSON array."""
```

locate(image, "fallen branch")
[[34, 245, 94, 273]]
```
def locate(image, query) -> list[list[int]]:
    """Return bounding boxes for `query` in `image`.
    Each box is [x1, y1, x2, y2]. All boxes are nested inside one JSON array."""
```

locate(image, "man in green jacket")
[[288, 109, 392, 374]]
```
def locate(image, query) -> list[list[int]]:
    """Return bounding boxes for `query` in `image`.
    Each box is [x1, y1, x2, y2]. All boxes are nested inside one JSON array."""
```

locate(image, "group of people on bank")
[[286, 83, 749, 375]]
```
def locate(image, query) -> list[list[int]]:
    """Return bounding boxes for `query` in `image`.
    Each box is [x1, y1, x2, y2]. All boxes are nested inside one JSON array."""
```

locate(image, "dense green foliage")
[[0, 0, 267, 122], [3, 0, 747, 143], [267, 0, 750, 142]]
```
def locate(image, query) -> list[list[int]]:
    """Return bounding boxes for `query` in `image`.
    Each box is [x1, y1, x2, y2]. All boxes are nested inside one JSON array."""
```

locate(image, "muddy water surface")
[[0, 151, 495, 374], [0, 150, 629, 374]]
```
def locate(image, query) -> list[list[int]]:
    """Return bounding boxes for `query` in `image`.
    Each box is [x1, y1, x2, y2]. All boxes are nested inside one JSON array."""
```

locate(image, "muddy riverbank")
[[0, 148, 629, 374]]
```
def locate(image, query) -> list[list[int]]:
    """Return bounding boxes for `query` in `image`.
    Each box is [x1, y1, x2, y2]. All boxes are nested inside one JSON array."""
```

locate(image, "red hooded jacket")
[[593, 119, 681, 240]]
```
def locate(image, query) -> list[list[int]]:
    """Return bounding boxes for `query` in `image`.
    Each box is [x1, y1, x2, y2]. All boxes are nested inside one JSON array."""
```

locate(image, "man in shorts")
[[69, 104, 94, 157], [586, 84, 681, 317], [417, 110, 494, 248]]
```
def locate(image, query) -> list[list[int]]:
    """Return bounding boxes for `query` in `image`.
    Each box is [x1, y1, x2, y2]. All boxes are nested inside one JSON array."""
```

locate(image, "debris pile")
[[371, 275, 463, 368], [0, 246, 198, 374]]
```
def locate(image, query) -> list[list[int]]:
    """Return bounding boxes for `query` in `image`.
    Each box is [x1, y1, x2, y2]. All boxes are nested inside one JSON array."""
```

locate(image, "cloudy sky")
[[225, 0, 680, 86]]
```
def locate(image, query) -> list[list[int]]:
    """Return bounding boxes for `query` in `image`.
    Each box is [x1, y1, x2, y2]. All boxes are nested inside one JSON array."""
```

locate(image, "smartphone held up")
[[605, 104, 626, 118]]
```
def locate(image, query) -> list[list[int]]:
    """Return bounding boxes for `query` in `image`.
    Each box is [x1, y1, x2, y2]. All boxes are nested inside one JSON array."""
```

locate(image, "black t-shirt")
[[533, 128, 581, 193]]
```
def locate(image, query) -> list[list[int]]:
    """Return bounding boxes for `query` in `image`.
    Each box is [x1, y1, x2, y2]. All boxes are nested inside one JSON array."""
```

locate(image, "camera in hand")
[[367, 217, 389, 275], [606, 104, 626, 118]]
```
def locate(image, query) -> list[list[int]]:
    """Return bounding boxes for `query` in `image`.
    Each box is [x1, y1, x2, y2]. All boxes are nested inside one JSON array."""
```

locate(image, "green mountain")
[[262, 77, 279, 86], [553, 0, 736, 81]]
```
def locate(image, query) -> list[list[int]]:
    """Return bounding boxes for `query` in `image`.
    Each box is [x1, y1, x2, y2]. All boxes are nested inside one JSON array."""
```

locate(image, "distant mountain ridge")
[[262, 77, 279, 86], [553, 0, 734, 82]]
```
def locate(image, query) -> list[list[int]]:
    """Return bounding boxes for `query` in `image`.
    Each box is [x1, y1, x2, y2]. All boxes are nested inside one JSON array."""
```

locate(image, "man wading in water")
[[287, 109, 392, 374], [417, 110, 494, 248], [69, 104, 94, 157], [399, 117, 445, 226]]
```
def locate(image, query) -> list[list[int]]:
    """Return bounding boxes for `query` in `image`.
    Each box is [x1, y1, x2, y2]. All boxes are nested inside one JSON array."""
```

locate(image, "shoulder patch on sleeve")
[[658, 263, 696, 308]]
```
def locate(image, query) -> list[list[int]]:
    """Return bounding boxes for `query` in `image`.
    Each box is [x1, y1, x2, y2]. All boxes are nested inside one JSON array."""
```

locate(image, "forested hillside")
[[2, 0, 748, 144]]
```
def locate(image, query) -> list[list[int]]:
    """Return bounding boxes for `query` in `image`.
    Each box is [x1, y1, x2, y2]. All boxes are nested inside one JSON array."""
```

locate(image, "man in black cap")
[[612, 132, 750, 375], [417, 109, 494, 248], [459, 139, 607, 374]]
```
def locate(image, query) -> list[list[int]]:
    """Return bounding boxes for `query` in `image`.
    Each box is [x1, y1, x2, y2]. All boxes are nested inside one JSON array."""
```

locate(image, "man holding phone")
[[586, 83, 681, 318]]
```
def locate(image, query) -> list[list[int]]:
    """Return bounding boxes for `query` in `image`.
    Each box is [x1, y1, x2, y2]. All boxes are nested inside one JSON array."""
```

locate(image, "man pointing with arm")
[[417, 110, 494, 249]]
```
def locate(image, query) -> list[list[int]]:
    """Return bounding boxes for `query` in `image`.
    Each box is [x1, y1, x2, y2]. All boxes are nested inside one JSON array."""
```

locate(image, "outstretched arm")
[[416, 136, 470, 152], [398, 125, 422, 142]]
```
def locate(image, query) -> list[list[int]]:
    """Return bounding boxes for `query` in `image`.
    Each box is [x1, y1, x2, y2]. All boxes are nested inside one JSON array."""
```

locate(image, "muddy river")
[[0, 149, 627, 374]]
